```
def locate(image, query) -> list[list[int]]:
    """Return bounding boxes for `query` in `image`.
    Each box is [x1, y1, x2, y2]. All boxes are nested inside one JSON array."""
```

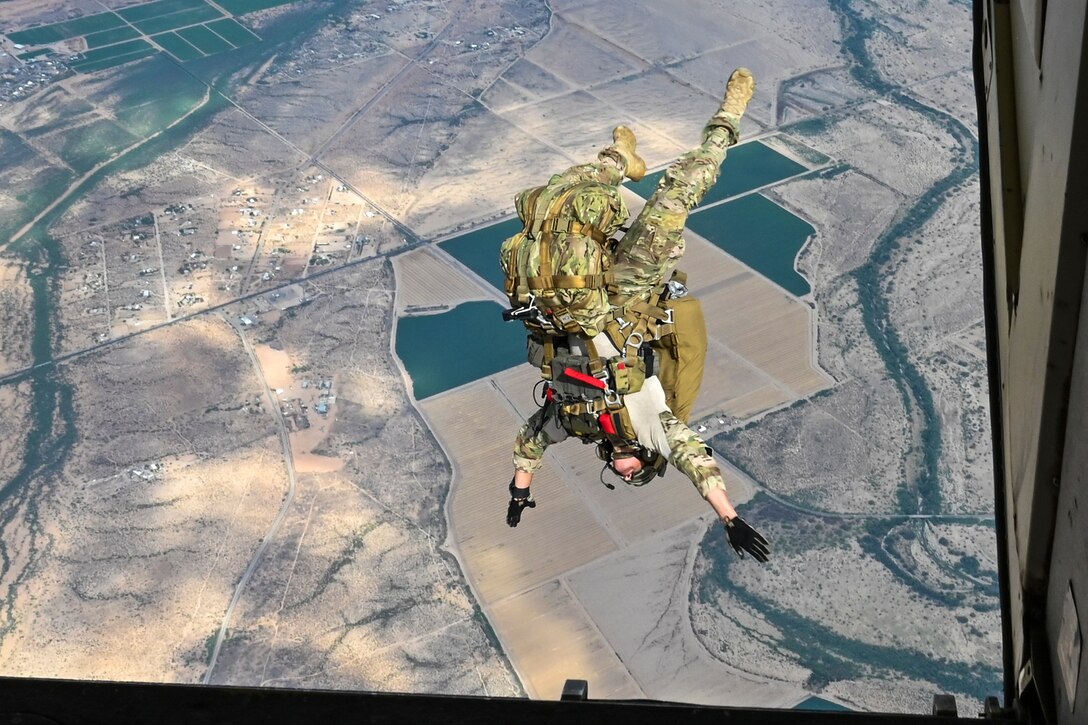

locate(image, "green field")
[[70, 39, 160, 73], [53, 118, 139, 174], [117, 0, 208, 22], [101, 54, 205, 110], [214, 0, 299, 14], [7, 13, 125, 45], [206, 18, 261, 47], [100, 55, 207, 135], [132, 5, 224, 35], [73, 47, 160, 73], [16, 48, 52, 60], [177, 24, 234, 54], [74, 39, 154, 65], [153, 32, 205, 61], [627, 139, 809, 208], [84, 26, 142, 48]]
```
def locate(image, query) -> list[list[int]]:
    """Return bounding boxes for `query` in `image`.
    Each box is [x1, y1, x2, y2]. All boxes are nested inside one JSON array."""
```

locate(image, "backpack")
[[653, 294, 707, 424], [500, 179, 627, 337]]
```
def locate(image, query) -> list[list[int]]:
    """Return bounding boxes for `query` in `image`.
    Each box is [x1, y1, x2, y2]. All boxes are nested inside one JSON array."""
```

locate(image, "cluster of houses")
[[277, 378, 336, 432], [0, 50, 65, 106]]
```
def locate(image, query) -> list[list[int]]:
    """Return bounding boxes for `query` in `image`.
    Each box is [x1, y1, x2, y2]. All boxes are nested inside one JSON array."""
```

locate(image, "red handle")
[[562, 367, 607, 389]]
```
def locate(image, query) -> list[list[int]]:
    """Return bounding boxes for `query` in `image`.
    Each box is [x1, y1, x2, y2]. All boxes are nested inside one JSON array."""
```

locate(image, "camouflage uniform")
[[513, 376, 728, 499], [503, 69, 751, 331], [499, 149, 631, 337], [609, 120, 738, 311], [508, 70, 753, 500]]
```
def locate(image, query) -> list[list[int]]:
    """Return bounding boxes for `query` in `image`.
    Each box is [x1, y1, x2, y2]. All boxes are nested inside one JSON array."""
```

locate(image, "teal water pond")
[[438, 218, 522, 292], [686, 193, 814, 297], [396, 301, 528, 399]]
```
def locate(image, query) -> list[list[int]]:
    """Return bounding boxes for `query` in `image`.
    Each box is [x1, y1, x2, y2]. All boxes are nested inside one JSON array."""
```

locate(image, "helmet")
[[596, 441, 668, 486]]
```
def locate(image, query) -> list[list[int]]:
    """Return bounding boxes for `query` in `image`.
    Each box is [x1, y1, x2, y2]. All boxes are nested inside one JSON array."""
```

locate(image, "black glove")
[[724, 516, 770, 562], [506, 479, 536, 527]]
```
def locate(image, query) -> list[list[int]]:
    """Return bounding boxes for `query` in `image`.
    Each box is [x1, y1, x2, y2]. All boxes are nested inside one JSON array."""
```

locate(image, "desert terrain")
[[0, 0, 997, 714]]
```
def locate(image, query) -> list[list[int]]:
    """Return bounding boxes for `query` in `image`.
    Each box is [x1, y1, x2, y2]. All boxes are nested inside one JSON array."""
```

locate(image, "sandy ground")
[[292, 452, 344, 474], [567, 520, 805, 707], [0, 447, 286, 681], [254, 344, 292, 390], [0, 0, 995, 711], [0, 260, 34, 377]]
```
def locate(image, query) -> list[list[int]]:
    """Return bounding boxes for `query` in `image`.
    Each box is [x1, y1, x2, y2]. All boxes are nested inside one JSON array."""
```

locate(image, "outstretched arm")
[[659, 411, 771, 562], [507, 403, 568, 527]]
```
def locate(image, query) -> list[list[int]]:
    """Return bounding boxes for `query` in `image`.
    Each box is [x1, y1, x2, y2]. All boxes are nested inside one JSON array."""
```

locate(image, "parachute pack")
[[502, 179, 708, 445], [653, 292, 707, 425], [500, 178, 627, 338]]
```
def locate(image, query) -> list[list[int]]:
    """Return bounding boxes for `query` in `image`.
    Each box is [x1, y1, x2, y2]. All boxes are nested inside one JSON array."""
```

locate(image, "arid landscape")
[[0, 0, 997, 714]]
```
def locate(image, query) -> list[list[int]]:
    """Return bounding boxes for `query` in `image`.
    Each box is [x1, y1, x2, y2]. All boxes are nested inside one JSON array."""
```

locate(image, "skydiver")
[[500, 69, 771, 562]]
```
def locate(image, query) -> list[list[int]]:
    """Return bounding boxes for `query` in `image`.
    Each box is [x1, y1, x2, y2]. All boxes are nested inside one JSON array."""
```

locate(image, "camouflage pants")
[[609, 125, 734, 309], [550, 149, 627, 188]]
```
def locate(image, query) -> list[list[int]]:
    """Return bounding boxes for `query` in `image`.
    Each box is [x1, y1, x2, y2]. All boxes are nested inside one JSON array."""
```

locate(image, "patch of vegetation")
[[3, 167, 75, 246], [55, 119, 140, 174], [695, 502, 1002, 698], [288, 519, 382, 610]]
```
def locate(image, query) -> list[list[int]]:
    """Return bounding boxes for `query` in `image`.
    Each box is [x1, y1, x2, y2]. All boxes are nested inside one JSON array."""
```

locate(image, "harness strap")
[[628, 299, 671, 321], [562, 367, 607, 390], [541, 336, 556, 378], [513, 271, 614, 291], [603, 281, 682, 367], [530, 218, 608, 244]]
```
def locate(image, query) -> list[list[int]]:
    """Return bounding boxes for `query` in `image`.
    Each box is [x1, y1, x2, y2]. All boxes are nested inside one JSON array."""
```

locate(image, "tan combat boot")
[[722, 67, 755, 120], [707, 67, 755, 145], [611, 125, 646, 181]]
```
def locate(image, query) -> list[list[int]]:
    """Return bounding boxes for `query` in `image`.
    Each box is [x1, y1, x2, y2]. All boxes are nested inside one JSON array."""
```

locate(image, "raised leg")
[[610, 68, 755, 308]]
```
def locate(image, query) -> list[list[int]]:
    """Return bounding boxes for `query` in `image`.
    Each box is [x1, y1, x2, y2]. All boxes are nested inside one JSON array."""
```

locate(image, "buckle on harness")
[[661, 307, 674, 325], [625, 331, 644, 350], [502, 293, 541, 322]]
